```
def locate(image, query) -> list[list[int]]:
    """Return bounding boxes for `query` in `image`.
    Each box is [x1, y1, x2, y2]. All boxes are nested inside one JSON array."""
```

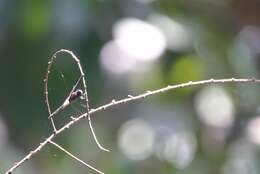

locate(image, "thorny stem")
[[4, 77, 260, 174]]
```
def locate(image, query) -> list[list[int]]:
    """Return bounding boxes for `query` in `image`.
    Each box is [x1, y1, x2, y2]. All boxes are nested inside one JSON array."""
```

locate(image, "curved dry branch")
[[4, 77, 260, 174], [44, 49, 109, 151]]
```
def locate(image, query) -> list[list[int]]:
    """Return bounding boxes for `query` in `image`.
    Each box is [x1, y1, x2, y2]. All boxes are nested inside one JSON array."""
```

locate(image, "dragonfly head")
[[69, 89, 83, 102]]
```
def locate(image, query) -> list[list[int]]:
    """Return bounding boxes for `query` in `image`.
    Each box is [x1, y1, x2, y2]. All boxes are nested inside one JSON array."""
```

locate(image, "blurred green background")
[[1, 0, 260, 173]]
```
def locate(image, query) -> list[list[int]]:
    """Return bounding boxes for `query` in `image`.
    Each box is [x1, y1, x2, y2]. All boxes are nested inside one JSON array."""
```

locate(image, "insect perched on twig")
[[48, 76, 84, 119], [69, 89, 84, 102]]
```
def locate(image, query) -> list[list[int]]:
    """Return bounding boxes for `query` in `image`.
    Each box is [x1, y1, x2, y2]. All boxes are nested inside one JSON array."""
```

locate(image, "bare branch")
[[4, 134, 55, 174], [87, 115, 110, 152], [91, 78, 259, 114], [5, 77, 260, 174], [49, 140, 104, 174], [44, 59, 57, 132]]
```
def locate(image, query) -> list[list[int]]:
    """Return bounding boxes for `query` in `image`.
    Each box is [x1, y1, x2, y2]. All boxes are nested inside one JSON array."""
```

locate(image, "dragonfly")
[[48, 75, 85, 119]]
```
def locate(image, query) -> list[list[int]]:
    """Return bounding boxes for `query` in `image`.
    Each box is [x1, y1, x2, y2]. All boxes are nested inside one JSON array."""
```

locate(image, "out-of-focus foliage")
[[1, 0, 260, 174]]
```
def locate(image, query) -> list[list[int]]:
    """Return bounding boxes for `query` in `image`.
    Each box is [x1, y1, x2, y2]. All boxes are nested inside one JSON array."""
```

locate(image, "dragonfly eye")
[[69, 89, 83, 102], [76, 89, 83, 96]]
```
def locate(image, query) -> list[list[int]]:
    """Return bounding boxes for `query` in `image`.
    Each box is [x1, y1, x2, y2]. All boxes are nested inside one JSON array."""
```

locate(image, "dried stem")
[[49, 140, 104, 174], [44, 59, 57, 132], [4, 77, 260, 174]]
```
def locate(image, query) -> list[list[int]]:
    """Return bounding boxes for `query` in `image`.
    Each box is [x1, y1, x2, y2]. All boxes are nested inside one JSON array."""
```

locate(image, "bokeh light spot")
[[118, 119, 155, 160], [0, 114, 8, 148], [162, 132, 197, 169], [246, 116, 260, 145], [113, 18, 166, 61], [195, 86, 235, 128], [100, 41, 137, 75], [149, 14, 192, 51]]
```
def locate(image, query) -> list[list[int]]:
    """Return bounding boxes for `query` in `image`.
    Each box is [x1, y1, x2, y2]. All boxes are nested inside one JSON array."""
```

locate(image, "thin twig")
[[4, 77, 260, 174], [44, 61, 57, 132], [49, 140, 104, 174], [67, 50, 110, 152]]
